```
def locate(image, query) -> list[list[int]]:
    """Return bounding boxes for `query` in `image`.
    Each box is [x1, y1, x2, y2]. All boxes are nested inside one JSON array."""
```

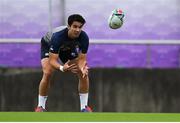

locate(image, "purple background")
[[0, 43, 179, 68], [0, 0, 180, 68]]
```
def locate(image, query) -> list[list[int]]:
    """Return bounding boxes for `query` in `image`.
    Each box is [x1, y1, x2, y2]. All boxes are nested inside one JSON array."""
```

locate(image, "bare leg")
[[38, 58, 54, 109], [78, 74, 89, 93], [77, 72, 90, 111]]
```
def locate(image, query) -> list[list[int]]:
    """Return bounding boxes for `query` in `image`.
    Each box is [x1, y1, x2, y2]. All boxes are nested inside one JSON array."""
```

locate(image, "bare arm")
[[78, 53, 87, 68], [78, 53, 89, 77], [49, 52, 61, 70]]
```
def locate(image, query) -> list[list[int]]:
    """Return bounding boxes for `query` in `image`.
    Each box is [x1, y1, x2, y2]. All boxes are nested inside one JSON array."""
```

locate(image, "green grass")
[[0, 112, 180, 122]]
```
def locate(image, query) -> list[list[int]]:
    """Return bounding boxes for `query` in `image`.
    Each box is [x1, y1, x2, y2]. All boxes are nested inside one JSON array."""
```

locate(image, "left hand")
[[81, 63, 89, 78]]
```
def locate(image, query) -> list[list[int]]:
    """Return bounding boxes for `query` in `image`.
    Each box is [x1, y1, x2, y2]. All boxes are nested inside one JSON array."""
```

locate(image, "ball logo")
[[116, 9, 123, 14]]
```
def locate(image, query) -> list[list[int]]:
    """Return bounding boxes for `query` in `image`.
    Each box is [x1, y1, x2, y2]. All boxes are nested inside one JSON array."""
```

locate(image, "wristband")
[[59, 65, 64, 72]]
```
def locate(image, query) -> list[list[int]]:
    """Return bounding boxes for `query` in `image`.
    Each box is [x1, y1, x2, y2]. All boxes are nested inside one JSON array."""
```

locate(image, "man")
[[35, 14, 92, 112]]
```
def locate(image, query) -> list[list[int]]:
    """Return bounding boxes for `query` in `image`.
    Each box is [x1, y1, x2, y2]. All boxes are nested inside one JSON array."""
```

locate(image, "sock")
[[38, 95, 48, 109], [79, 93, 88, 110]]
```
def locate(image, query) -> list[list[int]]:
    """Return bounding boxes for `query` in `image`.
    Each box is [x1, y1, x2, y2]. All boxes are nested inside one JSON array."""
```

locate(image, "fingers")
[[63, 63, 79, 73], [82, 71, 88, 78], [81, 66, 89, 78], [65, 60, 70, 64], [63, 60, 90, 77], [68, 64, 78, 70], [71, 69, 79, 73], [85, 66, 89, 70]]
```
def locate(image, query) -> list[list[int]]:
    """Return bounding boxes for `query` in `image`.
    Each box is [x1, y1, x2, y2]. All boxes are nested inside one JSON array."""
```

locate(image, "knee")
[[77, 72, 89, 81], [76, 69, 89, 78], [76, 70, 83, 77], [44, 71, 52, 78], [42, 70, 53, 81]]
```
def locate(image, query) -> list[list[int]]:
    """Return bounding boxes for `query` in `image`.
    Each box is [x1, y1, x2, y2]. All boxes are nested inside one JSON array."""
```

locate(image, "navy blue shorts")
[[41, 38, 50, 59]]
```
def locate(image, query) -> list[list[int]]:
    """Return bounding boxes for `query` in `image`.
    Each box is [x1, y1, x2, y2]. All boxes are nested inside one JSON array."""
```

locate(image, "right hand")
[[63, 60, 79, 73]]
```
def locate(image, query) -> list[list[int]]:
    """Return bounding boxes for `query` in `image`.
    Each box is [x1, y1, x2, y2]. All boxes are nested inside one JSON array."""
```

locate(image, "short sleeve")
[[80, 32, 89, 54], [49, 34, 61, 54]]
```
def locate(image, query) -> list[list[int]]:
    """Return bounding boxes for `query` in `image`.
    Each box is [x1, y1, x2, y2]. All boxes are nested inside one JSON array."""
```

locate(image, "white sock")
[[79, 93, 88, 110], [38, 95, 48, 109]]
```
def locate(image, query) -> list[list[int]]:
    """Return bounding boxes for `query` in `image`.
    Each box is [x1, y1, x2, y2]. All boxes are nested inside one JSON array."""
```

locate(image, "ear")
[[67, 25, 70, 29]]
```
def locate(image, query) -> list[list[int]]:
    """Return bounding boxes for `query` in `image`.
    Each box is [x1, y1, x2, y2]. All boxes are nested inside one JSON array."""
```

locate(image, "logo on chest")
[[75, 45, 80, 53], [71, 45, 80, 57]]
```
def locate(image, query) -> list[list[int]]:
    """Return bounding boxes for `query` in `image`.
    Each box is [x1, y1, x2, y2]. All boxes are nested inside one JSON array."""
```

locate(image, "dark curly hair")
[[68, 14, 86, 26]]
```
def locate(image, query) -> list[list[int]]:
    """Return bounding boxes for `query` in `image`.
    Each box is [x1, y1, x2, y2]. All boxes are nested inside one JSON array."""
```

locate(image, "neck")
[[68, 31, 74, 39]]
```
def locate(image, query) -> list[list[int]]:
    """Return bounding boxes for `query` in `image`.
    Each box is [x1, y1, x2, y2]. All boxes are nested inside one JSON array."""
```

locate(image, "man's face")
[[68, 21, 83, 39]]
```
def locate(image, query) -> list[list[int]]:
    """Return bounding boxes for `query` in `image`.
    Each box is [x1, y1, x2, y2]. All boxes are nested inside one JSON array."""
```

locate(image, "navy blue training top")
[[49, 27, 89, 61]]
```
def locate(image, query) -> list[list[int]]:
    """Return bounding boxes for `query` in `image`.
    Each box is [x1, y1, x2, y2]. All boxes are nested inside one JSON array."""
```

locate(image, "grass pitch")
[[0, 112, 180, 122]]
